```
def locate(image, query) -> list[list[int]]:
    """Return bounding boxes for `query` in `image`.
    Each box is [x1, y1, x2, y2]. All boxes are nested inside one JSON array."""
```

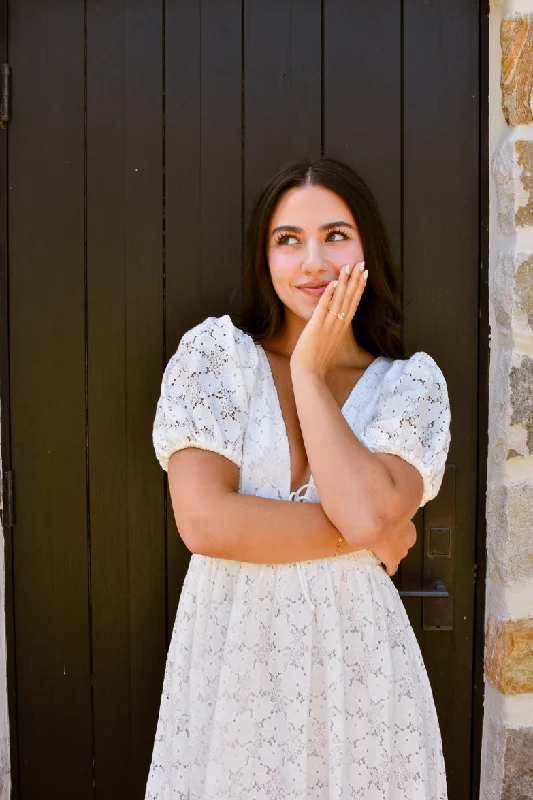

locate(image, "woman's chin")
[[291, 305, 316, 323], [280, 296, 319, 323]]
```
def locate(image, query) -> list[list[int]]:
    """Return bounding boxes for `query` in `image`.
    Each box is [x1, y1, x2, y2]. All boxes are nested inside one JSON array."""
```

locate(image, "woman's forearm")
[[180, 490, 366, 564], [168, 447, 386, 564], [291, 368, 396, 546]]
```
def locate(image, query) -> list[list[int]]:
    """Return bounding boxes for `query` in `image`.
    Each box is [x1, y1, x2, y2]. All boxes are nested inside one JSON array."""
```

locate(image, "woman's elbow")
[[170, 498, 210, 553], [170, 492, 233, 556], [341, 498, 417, 550], [323, 501, 382, 550], [342, 517, 384, 549]]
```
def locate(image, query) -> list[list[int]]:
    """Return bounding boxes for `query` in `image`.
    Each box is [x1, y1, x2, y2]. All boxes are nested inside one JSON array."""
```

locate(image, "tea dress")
[[145, 314, 452, 800]]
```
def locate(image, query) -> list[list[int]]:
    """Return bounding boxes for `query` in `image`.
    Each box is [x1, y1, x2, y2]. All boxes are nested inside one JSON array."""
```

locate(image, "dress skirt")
[[144, 548, 447, 800]]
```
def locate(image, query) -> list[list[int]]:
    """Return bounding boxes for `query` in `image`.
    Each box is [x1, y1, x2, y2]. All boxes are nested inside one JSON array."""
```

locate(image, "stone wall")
[[482, 1, 533, 797]]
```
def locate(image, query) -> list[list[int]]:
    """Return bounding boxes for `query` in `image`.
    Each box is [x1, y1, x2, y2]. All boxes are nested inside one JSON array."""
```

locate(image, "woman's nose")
[[302, 239, 328, 272]]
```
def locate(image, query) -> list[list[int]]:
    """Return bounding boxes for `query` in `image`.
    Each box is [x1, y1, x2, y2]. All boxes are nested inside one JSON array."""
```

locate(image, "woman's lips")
[[297, 285, 329, 297]]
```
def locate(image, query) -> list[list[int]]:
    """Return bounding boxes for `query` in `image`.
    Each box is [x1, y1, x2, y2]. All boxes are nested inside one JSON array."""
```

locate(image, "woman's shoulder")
[[376, 350, 448, 390], [179, 313, 251, 346], [175, 314, 259, 375], [154, 316, 256, 472], [369, 351, 450, 430]]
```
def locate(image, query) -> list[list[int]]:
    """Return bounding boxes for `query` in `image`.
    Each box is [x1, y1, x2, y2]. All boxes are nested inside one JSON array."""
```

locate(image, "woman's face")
[[266, 185, 364, 323]]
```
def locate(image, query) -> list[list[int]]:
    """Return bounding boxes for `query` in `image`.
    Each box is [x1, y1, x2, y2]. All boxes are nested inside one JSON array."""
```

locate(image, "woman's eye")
[[277, 234, 299, 245], [327, 230, 348, 242]]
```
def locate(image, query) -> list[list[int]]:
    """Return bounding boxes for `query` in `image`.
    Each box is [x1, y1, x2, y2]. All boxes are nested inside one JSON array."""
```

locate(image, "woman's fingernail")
[[332, 280, 338, 288], [359, 261, 365, 272], [345, 264, 352, 275], [363, 269, 368, 280]]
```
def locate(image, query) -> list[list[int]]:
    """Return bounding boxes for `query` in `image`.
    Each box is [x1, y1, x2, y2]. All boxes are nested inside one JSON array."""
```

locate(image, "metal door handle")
[[399, 580, 449, 598]]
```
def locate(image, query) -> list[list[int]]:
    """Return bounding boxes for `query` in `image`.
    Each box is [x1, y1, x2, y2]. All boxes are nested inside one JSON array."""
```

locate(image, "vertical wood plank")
[[323, 0, 402, 261], [0, 0, 18, 793], [163, 0, 201, 635], [243, 0, 322, 224], [403, 2, 480, 797], [164, 0, 243, 632], [87, 0, 165, 795], [200, 0, 243, 319], [8, 1, 93, 796], [164, 0, 201, 347]]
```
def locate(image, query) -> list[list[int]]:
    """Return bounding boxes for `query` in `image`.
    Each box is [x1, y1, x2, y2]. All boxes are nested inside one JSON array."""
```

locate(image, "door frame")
[[471, 2, 490, 798]]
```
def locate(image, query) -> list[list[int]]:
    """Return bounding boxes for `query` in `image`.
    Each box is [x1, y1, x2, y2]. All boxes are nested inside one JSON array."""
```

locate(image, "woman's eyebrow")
[[270, 220, 355, 237]]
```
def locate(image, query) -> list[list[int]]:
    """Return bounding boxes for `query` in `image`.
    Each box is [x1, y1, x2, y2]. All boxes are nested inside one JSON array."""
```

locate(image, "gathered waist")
[[197, 548, 383, 619], [296, 548, 382, 614]]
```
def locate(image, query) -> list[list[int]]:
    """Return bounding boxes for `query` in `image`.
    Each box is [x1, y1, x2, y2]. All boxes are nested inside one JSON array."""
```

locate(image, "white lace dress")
[[145, 314, 452, 800]]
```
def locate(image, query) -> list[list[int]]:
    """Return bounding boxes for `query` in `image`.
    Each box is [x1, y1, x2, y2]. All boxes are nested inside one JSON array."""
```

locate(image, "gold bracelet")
[[334, 531, 344, 557]]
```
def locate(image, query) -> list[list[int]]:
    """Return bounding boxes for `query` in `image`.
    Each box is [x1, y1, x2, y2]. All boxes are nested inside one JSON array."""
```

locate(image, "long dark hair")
[[233, 156, 404, 359]]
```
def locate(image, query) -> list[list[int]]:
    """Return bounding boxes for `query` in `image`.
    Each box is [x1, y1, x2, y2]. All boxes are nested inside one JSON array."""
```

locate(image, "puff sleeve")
[[358, 352, 451, 507], [152, 315, 256, 472]]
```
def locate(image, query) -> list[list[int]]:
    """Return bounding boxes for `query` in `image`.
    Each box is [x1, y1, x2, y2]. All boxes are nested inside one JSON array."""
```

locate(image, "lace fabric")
[[289, 482, 324, 615], [357, 352, 451, 507], [146, 314, 451, 799]]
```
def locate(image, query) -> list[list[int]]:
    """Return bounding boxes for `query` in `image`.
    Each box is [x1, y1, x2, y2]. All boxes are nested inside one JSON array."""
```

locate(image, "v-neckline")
[[256, 344, 385, 497]]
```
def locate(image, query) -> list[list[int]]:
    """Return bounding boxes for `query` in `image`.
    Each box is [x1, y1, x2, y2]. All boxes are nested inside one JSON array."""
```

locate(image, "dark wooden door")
[[3, 1, 485, 798]]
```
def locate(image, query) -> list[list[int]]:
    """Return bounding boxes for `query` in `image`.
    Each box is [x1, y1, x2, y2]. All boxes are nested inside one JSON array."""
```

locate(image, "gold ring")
[[328, 308, 345, 320]]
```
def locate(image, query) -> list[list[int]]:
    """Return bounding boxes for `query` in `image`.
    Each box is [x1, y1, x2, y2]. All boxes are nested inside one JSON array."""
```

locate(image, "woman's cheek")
[[271, 273, 295, 304], [331, 243, 361, 266], [270, 250, 299, 270], [269, 258, 298, 291]]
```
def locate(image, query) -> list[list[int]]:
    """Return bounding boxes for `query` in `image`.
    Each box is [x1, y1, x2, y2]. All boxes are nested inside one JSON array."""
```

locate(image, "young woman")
[[145, 156, 451, 800]]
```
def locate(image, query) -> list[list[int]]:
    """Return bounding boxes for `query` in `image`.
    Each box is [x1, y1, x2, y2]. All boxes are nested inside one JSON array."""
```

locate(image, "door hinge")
[[3, 471, 14, 527], [0, 63, 11, 128]]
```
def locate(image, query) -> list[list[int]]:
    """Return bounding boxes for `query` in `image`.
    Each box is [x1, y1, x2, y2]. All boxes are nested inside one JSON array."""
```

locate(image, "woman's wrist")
[[334, 530, 365, 557], [290, 357, 328, 384]]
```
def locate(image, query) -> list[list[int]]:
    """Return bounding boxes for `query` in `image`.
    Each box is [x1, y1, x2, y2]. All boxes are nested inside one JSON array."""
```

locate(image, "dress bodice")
[[153, 314, 451, 509]]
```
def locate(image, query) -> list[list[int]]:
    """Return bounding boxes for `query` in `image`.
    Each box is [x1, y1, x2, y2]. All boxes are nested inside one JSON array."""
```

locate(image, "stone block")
[[493, 139, 533, 232], [485, 617, 533, 694], [493, 252, 533, 337], [486, 481, 533, 583], [481, 717, 533, 800], [502, 728, 533, 800], [480, 714, 506, 800], [510, 356, 533, 453], [489, 349, 533, 461], [501, 13, 533, 126]]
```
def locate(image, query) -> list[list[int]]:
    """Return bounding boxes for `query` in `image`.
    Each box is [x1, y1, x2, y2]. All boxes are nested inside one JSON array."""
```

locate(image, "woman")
[[145, 156, 451, 799]]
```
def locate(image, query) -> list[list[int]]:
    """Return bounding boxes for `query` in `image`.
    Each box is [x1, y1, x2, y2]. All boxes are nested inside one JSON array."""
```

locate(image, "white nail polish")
[[363, 269, 368, 280], [359, 261, 365, 272], [345, 264, 351, 275]]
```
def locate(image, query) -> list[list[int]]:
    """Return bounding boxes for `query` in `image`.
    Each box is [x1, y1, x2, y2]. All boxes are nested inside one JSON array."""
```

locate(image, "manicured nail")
[[363, 269, 368, 280], [332, 280, 338, 288], [359, 261, 365, 272], [345, 263, 352, 275]]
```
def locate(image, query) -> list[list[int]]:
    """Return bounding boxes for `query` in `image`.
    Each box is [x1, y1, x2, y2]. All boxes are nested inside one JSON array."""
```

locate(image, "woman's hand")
[[370, 520, 417, 577], [290, 260, 367, 378]]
